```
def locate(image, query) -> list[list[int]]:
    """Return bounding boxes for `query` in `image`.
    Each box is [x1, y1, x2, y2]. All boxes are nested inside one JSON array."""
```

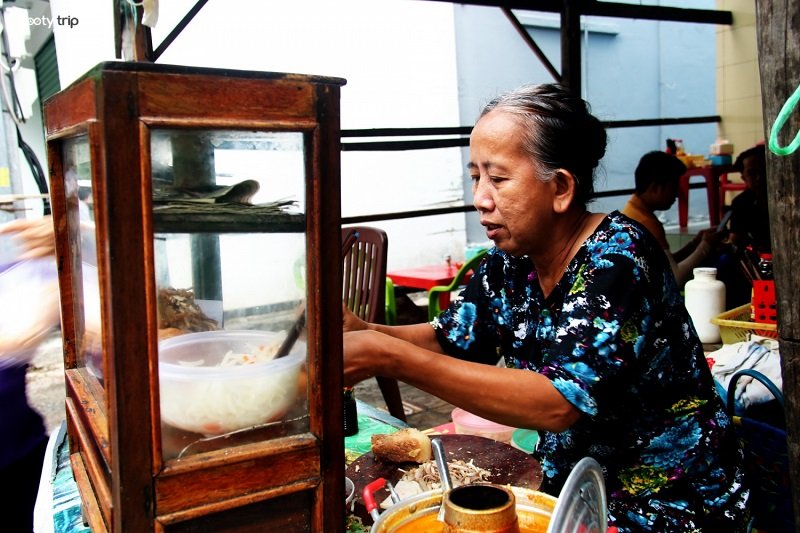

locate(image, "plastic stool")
[[677, 165, 733, 228]]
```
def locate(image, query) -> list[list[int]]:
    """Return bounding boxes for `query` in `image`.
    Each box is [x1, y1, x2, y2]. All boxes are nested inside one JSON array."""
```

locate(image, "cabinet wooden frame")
[[44, 62, 346, 532]]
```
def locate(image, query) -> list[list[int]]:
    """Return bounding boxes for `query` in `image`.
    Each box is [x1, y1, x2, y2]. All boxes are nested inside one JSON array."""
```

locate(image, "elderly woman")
[[343, 84, 748, 531]]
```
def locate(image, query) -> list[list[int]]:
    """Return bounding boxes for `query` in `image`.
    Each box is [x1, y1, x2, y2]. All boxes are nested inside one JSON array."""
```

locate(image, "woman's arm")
[[0, 216, 60, 356], [343, 328, 580, 432], [671, 233, 701, 263], [0, 216, 55, 259], [343, 305, 444, 353]]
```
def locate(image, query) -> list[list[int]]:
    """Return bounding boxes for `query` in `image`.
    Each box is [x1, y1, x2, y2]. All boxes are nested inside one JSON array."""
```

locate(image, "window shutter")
[[34, 35, 60, 102]]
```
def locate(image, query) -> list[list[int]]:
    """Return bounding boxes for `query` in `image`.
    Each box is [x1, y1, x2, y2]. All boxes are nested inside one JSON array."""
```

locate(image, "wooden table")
[[387, 263, 472, 310]]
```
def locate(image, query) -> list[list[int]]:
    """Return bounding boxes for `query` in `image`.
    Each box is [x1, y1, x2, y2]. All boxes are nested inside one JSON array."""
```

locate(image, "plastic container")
[[685, 267, 726, 344], [752, 280, 777, 324], [158, 330, 305, 436], [465, 242, 491, 261], [451, 407, 515, 443], [511, 429, 540, 453], [710, 139, 734, 156], [710, 154, 733, 166]]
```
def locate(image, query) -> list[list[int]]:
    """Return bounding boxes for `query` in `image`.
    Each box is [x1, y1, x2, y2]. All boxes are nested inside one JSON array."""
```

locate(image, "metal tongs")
[[432, 437, 453, 523], [362, 477, 401, 523]]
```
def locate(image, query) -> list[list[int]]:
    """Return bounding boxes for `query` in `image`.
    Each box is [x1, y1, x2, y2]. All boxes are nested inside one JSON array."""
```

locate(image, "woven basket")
[[710, 304, 778, 344]]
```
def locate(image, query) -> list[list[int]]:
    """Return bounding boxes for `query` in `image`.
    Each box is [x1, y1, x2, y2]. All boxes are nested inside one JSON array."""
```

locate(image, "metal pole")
[[0, 9, 24, 221]]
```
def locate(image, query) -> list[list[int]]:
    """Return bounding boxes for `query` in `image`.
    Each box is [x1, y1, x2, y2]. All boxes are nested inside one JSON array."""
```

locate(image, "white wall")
[[2, 4, 51, 217], [46, 0, 466, 272], [715, 0, 763, 155], [49, 0, 116, 87]]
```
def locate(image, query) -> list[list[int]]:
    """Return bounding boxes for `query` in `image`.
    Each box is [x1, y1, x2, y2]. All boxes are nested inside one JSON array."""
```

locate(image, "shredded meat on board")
[[398, 459, 491, 492]]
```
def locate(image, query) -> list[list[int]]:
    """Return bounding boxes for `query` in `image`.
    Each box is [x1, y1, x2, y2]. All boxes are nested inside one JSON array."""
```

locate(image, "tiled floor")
[[354, 378, 454, 431]]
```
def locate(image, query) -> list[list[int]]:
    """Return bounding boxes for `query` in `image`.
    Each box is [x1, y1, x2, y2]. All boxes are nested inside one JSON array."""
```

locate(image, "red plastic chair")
[[677, 165, 735, 228], [718, 172, 746, 211]]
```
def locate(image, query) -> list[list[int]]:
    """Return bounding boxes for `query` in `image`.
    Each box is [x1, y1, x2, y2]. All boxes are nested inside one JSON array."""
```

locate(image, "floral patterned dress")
[[432, 211, 749, 532]]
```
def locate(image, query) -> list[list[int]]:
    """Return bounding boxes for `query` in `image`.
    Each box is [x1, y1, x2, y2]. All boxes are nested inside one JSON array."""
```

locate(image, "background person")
[[715, 143, 771, 308], [343, 84, 748, 532], [728, 143, 770, 253], [621, 150, 724, 288], [0, 215, 60, 533]]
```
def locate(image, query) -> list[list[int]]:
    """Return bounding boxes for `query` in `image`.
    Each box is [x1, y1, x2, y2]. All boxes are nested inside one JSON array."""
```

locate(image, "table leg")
[[678, 175, 690, 228], [706, 170, 721, 226]]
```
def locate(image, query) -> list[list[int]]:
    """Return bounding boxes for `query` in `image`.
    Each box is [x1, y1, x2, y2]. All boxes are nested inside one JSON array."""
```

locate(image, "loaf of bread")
[[371, 428, 432, 464]]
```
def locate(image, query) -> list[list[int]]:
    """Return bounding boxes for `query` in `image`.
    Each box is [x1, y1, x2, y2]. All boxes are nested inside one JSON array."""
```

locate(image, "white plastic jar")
[[684, 267, 726, 344]]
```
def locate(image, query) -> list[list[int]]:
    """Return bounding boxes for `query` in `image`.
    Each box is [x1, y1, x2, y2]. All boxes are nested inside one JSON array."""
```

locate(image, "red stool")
[[677, 165, 735, 228], [718, 172, 746, 211]]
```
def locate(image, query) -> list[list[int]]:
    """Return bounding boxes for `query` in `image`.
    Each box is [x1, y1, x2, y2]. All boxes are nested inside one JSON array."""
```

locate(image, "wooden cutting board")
[[345, 434, 543, 523]]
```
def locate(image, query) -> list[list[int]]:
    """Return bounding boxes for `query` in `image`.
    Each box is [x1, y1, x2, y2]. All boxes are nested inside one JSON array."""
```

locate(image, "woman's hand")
[[342, 304, 368, 332], [698, 227, 726, 250]]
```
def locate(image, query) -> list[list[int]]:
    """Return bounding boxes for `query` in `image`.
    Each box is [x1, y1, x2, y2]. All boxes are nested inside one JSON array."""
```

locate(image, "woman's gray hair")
[[480, 84, 607, 207]]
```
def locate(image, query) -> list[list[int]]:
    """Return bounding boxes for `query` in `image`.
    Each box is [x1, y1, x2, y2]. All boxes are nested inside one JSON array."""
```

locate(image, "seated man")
[[622, 151, 723, 288]]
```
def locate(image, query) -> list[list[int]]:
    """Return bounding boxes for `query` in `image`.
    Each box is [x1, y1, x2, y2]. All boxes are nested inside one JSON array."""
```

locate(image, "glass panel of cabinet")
[[150, 128, 309, 459]]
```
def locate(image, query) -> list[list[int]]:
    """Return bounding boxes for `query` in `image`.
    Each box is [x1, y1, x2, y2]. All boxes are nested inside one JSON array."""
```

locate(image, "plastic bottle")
[[684, 267, 726, 344], [757, 253, 773, 280], [343, 386, 359, 437]]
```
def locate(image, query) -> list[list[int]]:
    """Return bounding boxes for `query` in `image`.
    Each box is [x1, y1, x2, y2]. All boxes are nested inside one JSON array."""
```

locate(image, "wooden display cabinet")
[[43, 62, 346, 531]]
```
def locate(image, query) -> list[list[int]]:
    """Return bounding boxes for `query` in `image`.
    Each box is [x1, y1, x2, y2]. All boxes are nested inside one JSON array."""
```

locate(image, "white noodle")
[[160, 337, 301, 436], [160, 370, 298, 435]]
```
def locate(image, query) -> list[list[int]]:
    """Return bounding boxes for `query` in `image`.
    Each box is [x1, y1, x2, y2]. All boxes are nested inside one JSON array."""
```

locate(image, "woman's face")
[[469, 110, 554, 257]]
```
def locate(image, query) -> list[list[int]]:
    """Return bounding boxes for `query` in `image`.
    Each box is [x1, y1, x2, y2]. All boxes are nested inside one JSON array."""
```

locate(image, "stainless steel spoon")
[[431, 437, 452, 523]]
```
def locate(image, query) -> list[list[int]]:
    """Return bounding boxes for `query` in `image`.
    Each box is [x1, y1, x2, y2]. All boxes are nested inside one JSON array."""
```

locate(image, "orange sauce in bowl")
[[372, 487, 556, 533], [389, 511, 551, 533]]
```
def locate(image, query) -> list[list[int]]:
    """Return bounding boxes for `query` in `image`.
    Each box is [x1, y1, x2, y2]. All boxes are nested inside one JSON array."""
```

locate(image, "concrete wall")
[[452, 3, 718, 243], [716, 0, 764, 153], [1, 2, 52, 218], [715, 0, 764, 204]]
